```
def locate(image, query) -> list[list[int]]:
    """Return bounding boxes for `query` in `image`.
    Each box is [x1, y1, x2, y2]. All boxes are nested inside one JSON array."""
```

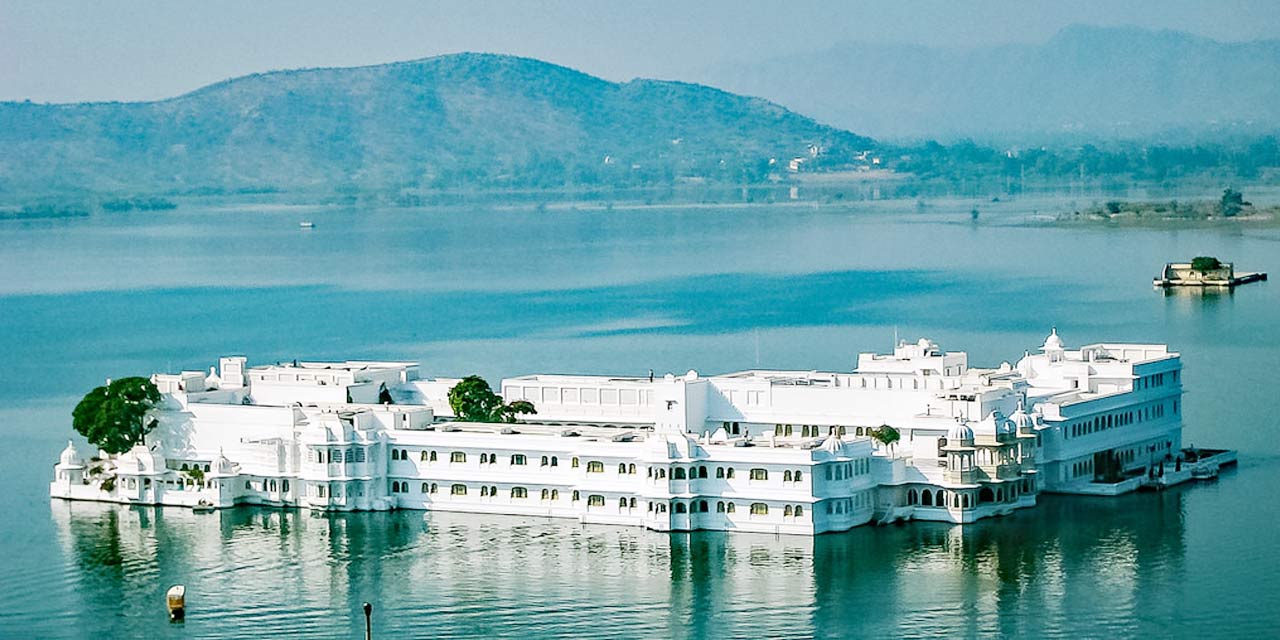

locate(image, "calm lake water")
[[1, 194, 1277, 638]]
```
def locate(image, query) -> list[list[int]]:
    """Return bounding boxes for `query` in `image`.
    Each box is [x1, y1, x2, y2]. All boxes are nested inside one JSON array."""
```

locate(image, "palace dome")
[[1009, 401, 1034, 432], [1041, 328, 1065, 352], [947, 420, 974, 444], [59, 440, 83, 468]]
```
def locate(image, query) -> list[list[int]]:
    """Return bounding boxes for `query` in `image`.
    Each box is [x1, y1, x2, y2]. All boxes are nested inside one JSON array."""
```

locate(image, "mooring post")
[[363, 602, 373, 640]]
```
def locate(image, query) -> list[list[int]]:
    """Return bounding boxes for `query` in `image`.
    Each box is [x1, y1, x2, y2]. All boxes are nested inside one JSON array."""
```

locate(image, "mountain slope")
[[0, 53, 872, 196], [701, 25, 1280, 139]]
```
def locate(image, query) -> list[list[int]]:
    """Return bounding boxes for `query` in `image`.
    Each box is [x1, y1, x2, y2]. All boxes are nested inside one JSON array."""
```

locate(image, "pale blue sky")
[[3, 0, 1279, 103]]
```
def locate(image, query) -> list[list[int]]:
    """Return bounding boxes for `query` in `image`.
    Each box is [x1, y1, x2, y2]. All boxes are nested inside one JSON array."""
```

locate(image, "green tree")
[[1220, 188, 1247, 217], [870, 425, 901, 449], [1191, 256, 1222, 272], [72, 377, 161, 454], [448, 376, 537, 423]]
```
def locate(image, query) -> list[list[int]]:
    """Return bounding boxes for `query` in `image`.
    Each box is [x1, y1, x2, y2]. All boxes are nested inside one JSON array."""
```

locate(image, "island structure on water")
[[51, 330, 1235, 535], [1154, 256, 1267, 289]]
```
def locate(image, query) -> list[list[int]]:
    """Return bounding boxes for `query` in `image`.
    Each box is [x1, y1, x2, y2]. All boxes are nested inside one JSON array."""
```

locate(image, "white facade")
[[52, 331, 1196, 535]]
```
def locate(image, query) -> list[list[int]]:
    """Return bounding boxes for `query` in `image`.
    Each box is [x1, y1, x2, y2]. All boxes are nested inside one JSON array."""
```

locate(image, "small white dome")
[[1042, 328, 1064, 352], [213, 449, 236, 474], [684, 370, 699, 381], [59, 440, 83, 467], [820, 435, 844, 455], [947, 420, 974, 444], [1009, 401, 1034, 432]]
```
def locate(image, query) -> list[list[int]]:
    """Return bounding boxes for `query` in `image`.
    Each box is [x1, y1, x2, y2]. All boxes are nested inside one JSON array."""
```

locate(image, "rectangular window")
[[749, 468, 768, 481], [563, 388, 579, 403], [512, 454, 527, 465], [620, 389, 637, 405], [450, 452, 466, 463], [587, 494, 605, 507], [582, 388, 598, 404], [601, 389, 618, 405], [542, 387, 559, 403], [451, 484, 467, 496]]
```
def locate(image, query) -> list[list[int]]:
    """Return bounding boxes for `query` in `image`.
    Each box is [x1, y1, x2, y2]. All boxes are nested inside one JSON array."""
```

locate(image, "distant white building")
[[52, 331, 1209, 535]]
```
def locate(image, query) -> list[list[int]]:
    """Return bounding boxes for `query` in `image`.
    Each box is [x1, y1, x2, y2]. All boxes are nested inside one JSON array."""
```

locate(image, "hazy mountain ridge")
[[703, 25, 1280, 140], [0, 53, 871, 196]]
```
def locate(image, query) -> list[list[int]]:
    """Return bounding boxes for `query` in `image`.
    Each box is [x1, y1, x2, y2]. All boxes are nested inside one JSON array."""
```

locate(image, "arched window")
[[856, 426, 864, 436], [698, 500, 709, 512], [629, 497, 637, 508], [181, 463, 189, 471], [512, 454, 526, 465], [674, 502, 687, 513], [717, 501, 726, 512], [512, 487, 527, 498], [586, 461, 605, 473], [282, 479, 290, 493], [838, 426, 847, 436], [489, 485, 497, 496], [726, 502, 736, 513], [628, 464, 636, 474], [541, 488, 549, 500], [421, 482, 430, 493], [541, 455, 549, 466], [795, 505, 804, 517], [480, 486, 489, 497], [750, 503, 769, 516], [619, 463, 627, 474], [420, 451, 429, 461], [400, 449, 408, 460], [572, 490, 580, 501], [391, 450, 400, 461], [480, 453, 489, 465], [726, 468, 735, 479], [716, 467, 725, 478], [657, 469, 666, 479], [450, 452, 466, 463], [749, 468, 768, 481], [784, 505, 794, 517], [619, 497, 628, 508], [907, 489, 918, 505], [698, 466, 708, 479], [784, 470, 793, 482], [794, 470, 803, 482], [962, 494, 970, 508], [570, 457, 577, 468], [451, 484, 467, 495], [429, 451, 437, 462], [551, 489, 559, 500], [672, 467, 687, 480], [921, 490, 933, 506]]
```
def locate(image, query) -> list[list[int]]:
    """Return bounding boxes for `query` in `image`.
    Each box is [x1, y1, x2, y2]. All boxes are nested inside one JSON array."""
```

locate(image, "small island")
[[1155, 256, 1268, 288], [1055, 188, 1279, 228]]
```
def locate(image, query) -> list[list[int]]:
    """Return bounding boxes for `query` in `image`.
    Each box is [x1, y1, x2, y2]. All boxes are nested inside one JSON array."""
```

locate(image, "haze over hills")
[[0, 53, 871, 198], [701, 25, 1280, 140]]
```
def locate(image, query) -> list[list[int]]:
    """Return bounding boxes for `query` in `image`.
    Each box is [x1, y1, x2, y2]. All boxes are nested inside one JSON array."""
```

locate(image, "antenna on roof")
[[894, 325, 899, 346]]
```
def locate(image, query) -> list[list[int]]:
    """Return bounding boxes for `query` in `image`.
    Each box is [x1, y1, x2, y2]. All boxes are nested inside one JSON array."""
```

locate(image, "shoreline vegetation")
[[0, 197, 177, 220], [1050, 188, 1280, 227]]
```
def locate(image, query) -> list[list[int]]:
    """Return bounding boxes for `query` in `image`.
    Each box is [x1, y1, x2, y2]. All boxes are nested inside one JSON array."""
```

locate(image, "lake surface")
[[1, 195, 1277, 638]]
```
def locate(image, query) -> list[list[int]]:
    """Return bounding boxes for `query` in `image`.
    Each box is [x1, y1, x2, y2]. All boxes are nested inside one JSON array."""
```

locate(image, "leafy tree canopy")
[[871, 425, 901, 447], [72, 377, 161, 454], [448, 375, 537, 423], [1191, 256, 1222, 272]]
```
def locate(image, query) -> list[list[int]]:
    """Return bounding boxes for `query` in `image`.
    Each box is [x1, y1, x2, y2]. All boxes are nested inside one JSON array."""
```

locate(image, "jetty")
[[1154, 257, 1267, 288]]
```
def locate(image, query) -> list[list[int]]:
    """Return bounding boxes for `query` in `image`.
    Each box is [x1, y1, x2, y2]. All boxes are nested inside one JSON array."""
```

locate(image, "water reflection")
[[49, 491, 1189, 639]]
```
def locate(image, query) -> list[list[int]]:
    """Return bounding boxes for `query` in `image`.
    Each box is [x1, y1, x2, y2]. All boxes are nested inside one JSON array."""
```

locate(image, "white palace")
[[52, 331, 1219, 535]]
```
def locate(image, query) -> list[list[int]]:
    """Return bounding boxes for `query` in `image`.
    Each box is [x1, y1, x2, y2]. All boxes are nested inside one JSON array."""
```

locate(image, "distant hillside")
[[701, 25, 1280, 140], [0, 53, 872, 197]]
